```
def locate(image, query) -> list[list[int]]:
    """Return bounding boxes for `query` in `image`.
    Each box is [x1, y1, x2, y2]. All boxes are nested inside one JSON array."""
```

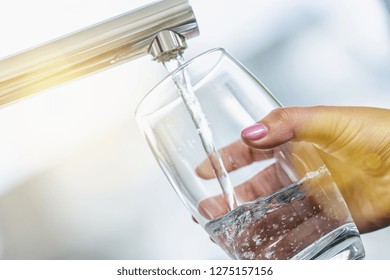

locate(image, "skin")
[[197, 106, 390, 234]]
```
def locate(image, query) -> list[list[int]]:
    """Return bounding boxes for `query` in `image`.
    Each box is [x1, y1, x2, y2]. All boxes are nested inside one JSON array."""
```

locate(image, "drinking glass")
[[135, 48, 365, 260]]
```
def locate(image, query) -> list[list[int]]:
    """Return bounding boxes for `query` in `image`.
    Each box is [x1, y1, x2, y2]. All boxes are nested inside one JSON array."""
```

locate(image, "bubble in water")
[[242, 251, 255, 259], [252, 234, 263, 246], [264, 251, 275, 259]]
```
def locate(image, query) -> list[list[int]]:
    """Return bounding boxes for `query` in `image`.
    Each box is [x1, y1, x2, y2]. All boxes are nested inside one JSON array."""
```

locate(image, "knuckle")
[[268, 108, 293, 124]]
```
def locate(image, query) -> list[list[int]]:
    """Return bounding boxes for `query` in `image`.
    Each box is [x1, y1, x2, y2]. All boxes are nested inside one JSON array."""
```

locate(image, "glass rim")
[[135, 48, 227, 117]]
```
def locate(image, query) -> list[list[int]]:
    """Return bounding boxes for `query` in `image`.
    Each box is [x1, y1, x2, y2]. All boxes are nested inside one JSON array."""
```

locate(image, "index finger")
[[196, 139, 273, 179]]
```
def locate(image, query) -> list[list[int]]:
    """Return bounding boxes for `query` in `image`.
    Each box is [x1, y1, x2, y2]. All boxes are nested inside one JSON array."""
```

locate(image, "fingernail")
[[241, 122, 268, 140]]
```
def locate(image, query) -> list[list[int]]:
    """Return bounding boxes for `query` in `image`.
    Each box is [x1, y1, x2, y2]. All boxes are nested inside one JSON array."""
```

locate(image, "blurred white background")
[[0, 0, 389, 259]]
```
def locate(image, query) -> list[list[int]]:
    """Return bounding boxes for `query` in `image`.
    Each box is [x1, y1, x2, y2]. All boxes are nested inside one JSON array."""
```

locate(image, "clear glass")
[[135, 48, 365, 260]]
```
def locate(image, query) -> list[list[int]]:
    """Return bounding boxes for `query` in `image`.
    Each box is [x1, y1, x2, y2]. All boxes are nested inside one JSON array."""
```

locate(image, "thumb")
[[240, 105, 390, 175], [240, 106, 345, 150]]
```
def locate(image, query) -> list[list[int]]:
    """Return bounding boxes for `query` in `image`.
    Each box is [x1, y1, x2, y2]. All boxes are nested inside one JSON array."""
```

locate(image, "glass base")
[[292, 222, 365, 260]]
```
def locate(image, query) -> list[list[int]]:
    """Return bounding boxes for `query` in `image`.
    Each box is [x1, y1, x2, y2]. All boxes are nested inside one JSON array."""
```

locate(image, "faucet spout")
[[149, 30, 188, 63], [0, 0, 199, 107]]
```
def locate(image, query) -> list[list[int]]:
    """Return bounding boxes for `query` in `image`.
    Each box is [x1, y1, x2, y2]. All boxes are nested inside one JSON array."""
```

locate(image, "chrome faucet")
[[0, 0, 199, 106]]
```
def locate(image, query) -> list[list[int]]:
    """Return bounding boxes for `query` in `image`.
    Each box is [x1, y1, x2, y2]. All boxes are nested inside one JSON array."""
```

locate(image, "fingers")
[[234, 163, 293, 203], [196, 140, 273, 179], [197, 163, 293, 219], [241, 106, 388, 151], [198, 195, 230, 220], [197, 107, 322, 180], [196, 106, 327, 179]]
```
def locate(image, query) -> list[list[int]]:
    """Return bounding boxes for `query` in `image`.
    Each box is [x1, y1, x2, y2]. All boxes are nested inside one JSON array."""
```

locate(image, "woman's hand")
[[237, 106, 390, 233]]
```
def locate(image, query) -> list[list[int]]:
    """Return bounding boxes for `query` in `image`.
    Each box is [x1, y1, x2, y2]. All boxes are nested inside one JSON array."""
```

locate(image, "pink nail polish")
[[241, 122, 268, 140]]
